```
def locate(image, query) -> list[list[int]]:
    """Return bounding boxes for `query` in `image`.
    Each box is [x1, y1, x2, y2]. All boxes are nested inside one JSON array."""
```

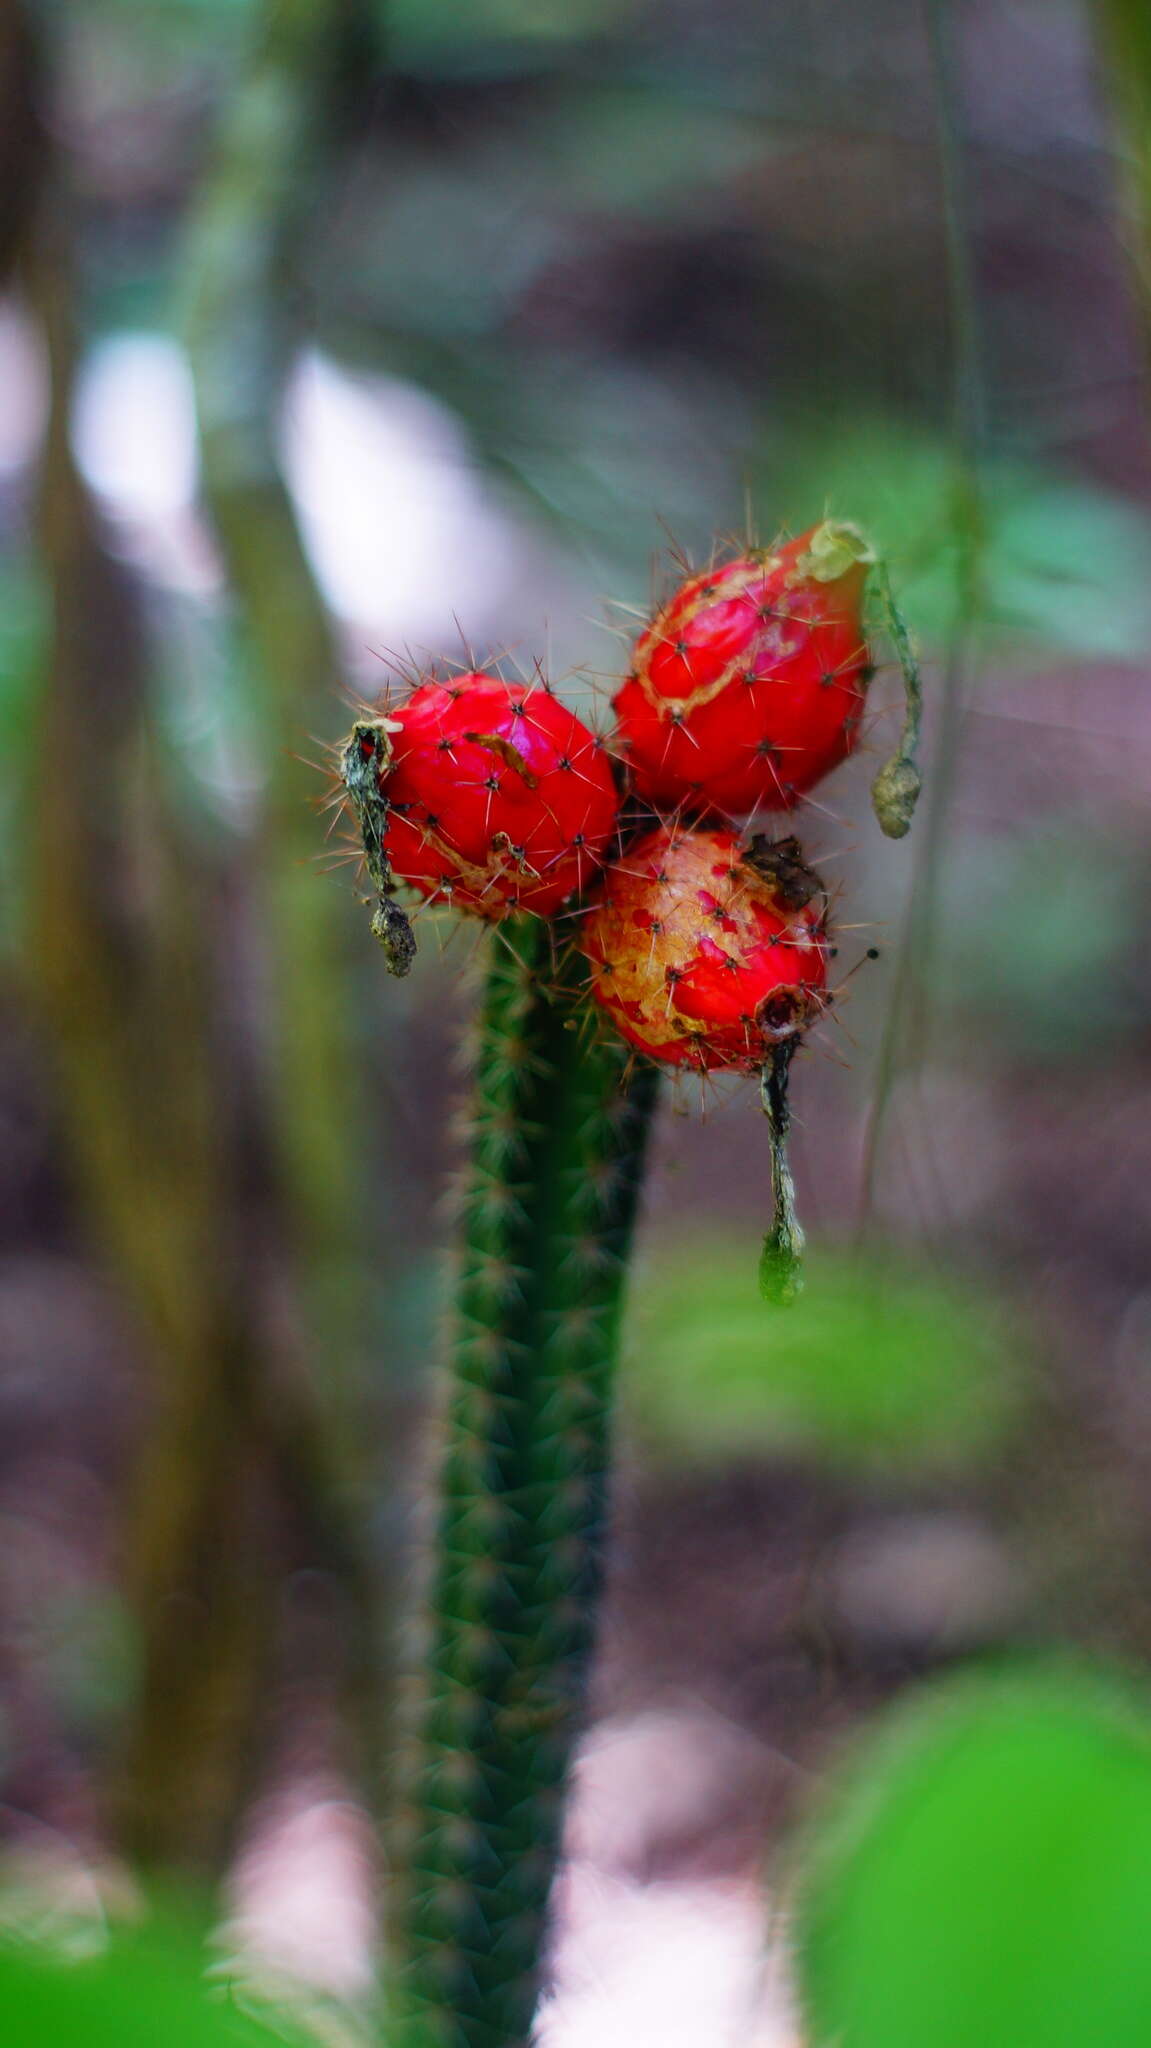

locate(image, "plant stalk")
[[180, 0, 391, 1826], [1098, 2, 1151, 361], [395, 921, 659, 2048]]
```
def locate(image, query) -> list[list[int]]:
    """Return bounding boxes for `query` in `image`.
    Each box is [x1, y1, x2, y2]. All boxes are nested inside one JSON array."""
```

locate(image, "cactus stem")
[[396, 917, 659, 2048]]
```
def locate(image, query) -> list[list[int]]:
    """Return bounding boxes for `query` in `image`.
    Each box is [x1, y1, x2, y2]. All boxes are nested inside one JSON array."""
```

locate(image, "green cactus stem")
[[395, 917, 659, 2048]]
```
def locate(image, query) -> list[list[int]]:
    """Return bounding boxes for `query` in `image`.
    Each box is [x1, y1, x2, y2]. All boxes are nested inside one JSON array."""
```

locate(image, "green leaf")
[[756, 413, 1151, 659], [624, 1241, 1019, 1474], [795, 1666, 1151, 2048], [0, 1916, 281, 2046]]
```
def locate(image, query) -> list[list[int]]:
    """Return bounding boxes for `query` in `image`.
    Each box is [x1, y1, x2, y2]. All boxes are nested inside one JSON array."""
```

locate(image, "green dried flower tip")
[[796, 518, 876, 584], [872, 756, 923, 840]]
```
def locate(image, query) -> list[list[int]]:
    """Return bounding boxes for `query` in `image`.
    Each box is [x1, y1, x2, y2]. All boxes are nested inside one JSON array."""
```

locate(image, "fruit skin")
[[579, 824, 828, 1071], [381, 673, 620, 919], [613, 520, 874, 818]]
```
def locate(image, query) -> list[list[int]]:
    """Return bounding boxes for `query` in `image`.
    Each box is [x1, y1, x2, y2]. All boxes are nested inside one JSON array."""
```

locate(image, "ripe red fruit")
[[613, 520, 874, 818], [579, 824, 828, 1071], [380, 672, 620, 920]]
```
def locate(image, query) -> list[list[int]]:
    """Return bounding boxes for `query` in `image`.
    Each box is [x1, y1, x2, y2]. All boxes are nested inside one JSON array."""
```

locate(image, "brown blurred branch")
[[13, 0, 388, 1877], [181, 0, 378, 1285], [178, 0, 393, 1798], [22, 180, 280, 1871]]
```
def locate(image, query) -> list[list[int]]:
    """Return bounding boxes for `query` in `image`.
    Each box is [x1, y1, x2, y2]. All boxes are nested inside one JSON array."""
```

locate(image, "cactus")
[[394, 917, 659, 2048]]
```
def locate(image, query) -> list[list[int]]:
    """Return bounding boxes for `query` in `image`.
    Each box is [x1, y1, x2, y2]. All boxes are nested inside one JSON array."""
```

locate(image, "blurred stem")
[[180, 0, 390, 1802], [858, 0, 986, 1231], [1098, 3, 1151, 351], [0, 0, 43, 284], [22, 149, 279, 1873], [181, 0, 381, 1432], [396, 926, 658, 2048], [17, 0, 386, 1876]]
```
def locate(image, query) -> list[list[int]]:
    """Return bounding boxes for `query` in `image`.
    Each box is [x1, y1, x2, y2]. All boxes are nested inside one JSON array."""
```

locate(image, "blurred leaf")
[[940, 822, 1143, 1062], [79, 0, 258, 18], [990, 479, 1151, 660], [386, 0, 631, 57], [758, 413, 1151, 659], [795, 1666, 1151, 2048], [624, 1241, 1019, 1473], [510, 85, 770, 215], [0, 1916, 282, 2046]]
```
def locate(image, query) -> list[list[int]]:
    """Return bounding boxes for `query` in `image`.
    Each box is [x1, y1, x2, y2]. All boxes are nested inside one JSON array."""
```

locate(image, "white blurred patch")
[[0, 1820, 137, 1964], [541, 1709, 802, 2047], [566, 1707, 795, 1878], [281, 351, 523, 657], [217, 1777, 379, 2043], [71, 331, 218, 594], [539, 1871, 799, 2048], [72, 332, 199, 521], [67, 333, 536, 656]]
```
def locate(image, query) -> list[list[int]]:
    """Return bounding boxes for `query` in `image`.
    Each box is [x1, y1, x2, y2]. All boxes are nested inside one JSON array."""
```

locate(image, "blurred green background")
[[5, 0, 1151, 2038]]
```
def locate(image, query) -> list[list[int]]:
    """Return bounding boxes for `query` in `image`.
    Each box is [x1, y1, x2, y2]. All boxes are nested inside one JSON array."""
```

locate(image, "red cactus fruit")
[[612, 519, 874, 817], [579, 824, 828, 1071], [380, 672, 620, 919]]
